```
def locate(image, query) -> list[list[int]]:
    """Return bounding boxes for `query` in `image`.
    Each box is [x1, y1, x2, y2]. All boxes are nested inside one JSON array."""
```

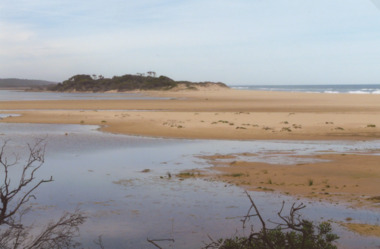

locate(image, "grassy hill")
[[50, 74, 228, 92]]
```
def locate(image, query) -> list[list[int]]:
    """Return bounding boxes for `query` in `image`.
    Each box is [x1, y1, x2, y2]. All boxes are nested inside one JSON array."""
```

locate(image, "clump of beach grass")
[[292, 124, 302, 129], [367, 196, 380, 203], [177, 172, 195, 178], [281, 127, 292, 132], [231, 173, 245, 177], [308, 179, 314, 186]]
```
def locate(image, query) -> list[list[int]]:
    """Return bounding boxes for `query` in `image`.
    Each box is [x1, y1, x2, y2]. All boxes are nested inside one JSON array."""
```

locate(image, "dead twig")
[[147, 238, 175, 249]]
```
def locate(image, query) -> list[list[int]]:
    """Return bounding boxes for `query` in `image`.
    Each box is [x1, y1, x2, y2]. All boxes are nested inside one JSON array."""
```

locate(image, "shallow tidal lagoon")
[[0, 123, 379, 248]]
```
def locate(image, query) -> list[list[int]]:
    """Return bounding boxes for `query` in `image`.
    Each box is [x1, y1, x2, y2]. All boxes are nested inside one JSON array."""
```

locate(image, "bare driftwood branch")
[[94, 235, 106, 249], [26, 211, 85, 249], [0, 210, 86, 249], [269, 201, 306, 232], [203, 191, 318, 249], [243, 190, 275, 249], [0, 140, 87, 249], [0, 139, 53, 228], [147, 238, 175, 249]]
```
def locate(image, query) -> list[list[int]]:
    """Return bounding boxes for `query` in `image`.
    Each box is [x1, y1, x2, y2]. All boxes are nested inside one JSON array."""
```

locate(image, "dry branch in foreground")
[[0, 139, 86, 249]]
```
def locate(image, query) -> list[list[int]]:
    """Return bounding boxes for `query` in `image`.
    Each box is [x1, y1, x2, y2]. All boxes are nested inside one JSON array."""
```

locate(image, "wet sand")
[[197, 153, 380, 209], [194, 151, 380, 238]]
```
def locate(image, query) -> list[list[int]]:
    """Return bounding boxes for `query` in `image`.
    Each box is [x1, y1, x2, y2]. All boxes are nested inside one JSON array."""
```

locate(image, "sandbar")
[[1, 88, 380, 140]]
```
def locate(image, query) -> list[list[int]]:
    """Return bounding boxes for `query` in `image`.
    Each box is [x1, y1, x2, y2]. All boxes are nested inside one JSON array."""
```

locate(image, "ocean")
[[230, 84, 380, 94]]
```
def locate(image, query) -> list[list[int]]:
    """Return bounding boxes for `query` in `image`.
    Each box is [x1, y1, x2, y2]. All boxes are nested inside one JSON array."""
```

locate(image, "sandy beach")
[[2, 88, 380, 140], [1, 89, 380, 201], [1, 88, 380, 239]]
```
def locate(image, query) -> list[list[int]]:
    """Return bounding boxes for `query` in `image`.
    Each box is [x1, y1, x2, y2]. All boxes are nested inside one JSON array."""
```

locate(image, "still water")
[[0, 123, 379, 248], [0, 89, 167, 101]]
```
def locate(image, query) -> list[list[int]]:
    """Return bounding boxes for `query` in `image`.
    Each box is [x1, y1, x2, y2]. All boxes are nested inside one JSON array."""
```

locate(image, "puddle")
[[0, 113, 21, 119], [0, 123, 379, 248]]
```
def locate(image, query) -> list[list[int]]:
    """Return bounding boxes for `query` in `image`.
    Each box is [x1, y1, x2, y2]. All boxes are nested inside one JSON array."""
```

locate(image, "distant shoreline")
[[230, 83, 380, 94], [0, 87, 30, 90]]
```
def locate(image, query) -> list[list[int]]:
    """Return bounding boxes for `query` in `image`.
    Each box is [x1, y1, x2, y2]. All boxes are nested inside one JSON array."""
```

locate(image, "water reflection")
[[0, 89, 168, 101], [0, 113, 20, 119], [0, 123, 379, 248]]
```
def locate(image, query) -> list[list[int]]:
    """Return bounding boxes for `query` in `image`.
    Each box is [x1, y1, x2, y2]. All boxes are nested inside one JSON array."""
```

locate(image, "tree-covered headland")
[[50, 73, 228, 92]]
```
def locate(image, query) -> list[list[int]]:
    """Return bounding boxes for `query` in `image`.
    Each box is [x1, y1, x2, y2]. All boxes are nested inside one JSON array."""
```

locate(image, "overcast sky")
[[1, 0, 380, 85]]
